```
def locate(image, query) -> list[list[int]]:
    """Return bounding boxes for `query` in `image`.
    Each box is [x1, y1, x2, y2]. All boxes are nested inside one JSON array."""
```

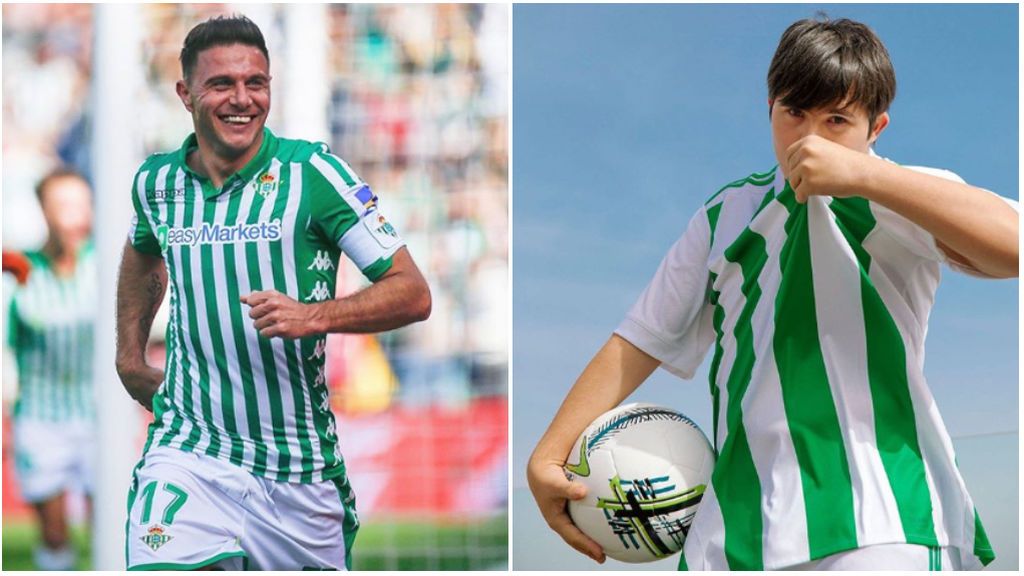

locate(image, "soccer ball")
[[564, 403, 715, 563]]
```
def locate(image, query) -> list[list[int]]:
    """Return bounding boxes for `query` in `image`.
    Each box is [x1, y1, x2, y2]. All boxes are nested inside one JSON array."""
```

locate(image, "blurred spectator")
[[3, 4, 92, 251], [326, 4, 508, 407], [5, 168, 97, 570]]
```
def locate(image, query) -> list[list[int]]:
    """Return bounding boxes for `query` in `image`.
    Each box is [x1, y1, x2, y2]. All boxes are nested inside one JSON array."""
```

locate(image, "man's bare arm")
[[115, 240, 167, 411], [527, 334, 661, 563], [241, 247, 431, 338], [859, 161, 1018, 278]]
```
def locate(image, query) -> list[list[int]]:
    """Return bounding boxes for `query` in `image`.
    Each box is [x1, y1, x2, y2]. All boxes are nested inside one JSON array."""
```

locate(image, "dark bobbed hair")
[[179, 15, 269, 81], [35, 166, 89, 202], [767, 15, 896, 129]]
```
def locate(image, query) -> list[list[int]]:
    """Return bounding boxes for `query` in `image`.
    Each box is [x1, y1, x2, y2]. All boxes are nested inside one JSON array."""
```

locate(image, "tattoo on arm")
[[146, 272, 164, 315], [116, 241, 167, 370]]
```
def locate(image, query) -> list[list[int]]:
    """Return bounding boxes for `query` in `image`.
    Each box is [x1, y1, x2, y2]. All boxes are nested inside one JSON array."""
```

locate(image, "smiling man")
[[528, 16, 1018, 571], [115, 15, 431, 570]]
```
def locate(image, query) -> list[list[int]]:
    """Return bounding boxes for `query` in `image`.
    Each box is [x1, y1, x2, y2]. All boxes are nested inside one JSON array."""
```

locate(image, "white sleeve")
[[614, 207, 715, 380], [870, 166, 1020, 276]]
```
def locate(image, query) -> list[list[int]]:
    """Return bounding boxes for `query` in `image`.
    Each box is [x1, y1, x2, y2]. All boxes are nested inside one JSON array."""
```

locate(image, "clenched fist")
[[785, 135, 878, 202], [241, 290, 321, 339]]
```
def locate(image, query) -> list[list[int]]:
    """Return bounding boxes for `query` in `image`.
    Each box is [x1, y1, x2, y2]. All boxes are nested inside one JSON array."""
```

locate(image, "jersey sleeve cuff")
[[127, 234, 162, 256], [615, 316, 698, 380], [362, 255, 394, 282]]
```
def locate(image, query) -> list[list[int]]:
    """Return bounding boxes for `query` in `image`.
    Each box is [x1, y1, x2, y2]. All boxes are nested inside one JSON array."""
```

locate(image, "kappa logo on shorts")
[[140, 525, 174, 551]]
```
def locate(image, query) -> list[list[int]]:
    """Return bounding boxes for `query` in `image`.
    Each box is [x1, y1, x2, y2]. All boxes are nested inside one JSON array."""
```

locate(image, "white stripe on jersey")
[[862, 219, 954, 548], [255, 160, 305, 469], [707, 186, 774, 452], [707, 252, 737, 453], [920, 443, 947, 546], [243, 161, 282, 467], [282, 162, 321, 476], [164, 168, 202, 450], [211, 189, 251, 466], [186, 176, 222, 457], [149, 164, 178, 446], [229, 173, 262, 466], [744, 198, 810, 565], [687, 480, 728, 569], [157, 167, 195, 448], [809, 196, 905, 546]]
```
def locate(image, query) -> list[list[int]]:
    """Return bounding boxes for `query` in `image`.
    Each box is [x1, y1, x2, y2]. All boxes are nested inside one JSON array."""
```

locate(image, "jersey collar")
[[177, 127, 279, 198]]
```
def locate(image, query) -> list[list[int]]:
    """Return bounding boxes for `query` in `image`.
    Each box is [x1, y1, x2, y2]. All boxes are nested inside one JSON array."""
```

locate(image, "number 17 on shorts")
[[137, 481, 188, 551], [125, 449, 248, 571], [125, 446, 355, 570]]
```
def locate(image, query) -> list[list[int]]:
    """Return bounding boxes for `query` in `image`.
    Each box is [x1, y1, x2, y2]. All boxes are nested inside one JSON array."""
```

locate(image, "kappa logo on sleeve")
[[307, 250, 335, 272]]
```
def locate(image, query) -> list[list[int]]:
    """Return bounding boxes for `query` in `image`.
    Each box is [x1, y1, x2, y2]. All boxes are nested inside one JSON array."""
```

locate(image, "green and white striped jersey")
[[616, 160, 1012, 570], [128, 128, 404, 483], [7, 243, 96, 422]]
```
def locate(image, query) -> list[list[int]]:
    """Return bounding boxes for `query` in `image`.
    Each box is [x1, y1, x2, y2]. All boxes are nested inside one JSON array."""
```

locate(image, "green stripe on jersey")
[[269, 161, 317, 482], [973, 508, 994, 565], [225, 166, 269, 475], [128, 128, 404, 483], [773, 185, 857, 557], [706, 272, 724, 452], [831, 197, 937, 545], [714, 210, 769, 569], [206, 182, 246, 466]]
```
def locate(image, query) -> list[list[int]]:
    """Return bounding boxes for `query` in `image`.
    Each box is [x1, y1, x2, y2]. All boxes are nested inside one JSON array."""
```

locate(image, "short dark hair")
[[179, 15, 269, 81], [767, 15, 896, 129], [35, 167, 89, 202]]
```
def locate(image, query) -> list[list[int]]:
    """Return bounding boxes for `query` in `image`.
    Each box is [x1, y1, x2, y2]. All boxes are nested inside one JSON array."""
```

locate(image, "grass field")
[[2, 515, 508, 570], [1, 521, 92, 570]]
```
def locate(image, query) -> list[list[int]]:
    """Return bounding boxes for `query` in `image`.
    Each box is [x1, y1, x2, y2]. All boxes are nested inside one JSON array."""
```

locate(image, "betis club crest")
[[257, 172, 278, 197], [140, 525, 173, 551]]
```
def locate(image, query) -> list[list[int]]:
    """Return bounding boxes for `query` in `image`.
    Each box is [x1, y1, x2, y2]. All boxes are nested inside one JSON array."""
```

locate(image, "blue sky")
[[512, 4, 1017, 569]]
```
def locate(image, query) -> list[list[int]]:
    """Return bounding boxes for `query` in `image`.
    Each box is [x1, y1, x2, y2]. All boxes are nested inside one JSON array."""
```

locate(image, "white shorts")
[[125, 446, 358, 570], [13, 418, 95, 503], [788, 543, 963, 571]]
